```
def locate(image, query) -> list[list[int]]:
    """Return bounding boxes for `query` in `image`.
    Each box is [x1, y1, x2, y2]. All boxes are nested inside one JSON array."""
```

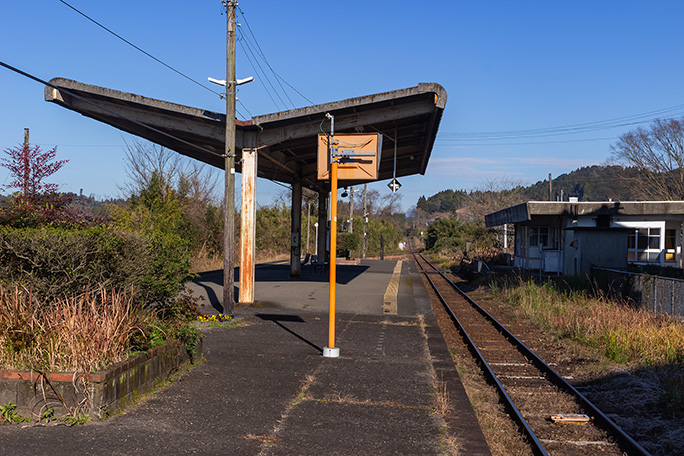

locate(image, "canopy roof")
[[485, 201, 684, 227], [45, 78, 446, 191]]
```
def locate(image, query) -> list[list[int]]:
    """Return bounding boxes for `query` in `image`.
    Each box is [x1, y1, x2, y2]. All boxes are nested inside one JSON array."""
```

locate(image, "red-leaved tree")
[[0, 142, 77, 227], [1, 143, 68, 198]]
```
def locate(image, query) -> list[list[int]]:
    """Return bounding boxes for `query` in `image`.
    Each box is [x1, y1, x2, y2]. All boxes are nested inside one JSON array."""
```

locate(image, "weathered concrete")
[[0, 260, 491, 456], [0, 340, 201, 421]]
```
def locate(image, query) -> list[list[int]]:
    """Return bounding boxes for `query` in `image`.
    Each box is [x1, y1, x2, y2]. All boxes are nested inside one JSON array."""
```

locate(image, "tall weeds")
[[502, 280, 684, 365], [0, 286, 145, 372]]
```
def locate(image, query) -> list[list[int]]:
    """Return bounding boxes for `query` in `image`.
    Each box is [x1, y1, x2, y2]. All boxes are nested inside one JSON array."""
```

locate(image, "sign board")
[[388, 178, 402, 193], [317, 133, 382, 181]]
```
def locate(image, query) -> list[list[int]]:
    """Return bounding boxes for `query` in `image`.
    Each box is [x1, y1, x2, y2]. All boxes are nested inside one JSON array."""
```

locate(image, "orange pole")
[[328, 159, 338, 349]]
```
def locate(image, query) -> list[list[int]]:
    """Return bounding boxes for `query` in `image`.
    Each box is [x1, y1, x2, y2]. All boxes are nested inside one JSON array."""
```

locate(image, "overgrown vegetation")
[[0, 285, 201, 373], [0, 138, 202, 374], [0, 226, 179, 302], [415, 165, 646, 219], [497, 279, 684, 366]]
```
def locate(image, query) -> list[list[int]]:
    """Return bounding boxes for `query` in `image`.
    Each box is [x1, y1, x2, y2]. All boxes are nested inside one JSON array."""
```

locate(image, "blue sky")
[[2, 1, 684, 211]]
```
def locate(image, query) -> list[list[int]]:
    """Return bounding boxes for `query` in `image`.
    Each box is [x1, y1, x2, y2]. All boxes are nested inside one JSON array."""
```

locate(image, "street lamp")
[[342, 186, 361, 234]]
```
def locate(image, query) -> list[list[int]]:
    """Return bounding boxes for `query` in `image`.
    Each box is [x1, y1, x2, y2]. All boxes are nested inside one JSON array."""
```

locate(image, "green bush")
[[0, 226, 189, 304], [337, 232, 360, 259], [363, 219, 405, 257], [425, 218, 495, 255]]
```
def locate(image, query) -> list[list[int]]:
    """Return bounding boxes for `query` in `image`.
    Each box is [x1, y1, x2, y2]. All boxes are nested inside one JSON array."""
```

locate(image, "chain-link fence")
[[591, 267, 684, 320]]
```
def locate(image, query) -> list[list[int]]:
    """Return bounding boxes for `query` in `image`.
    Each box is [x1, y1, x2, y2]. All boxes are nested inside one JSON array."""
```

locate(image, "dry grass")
[[500, 280, 684, 366], [0, 286, 144, 372], [435, 377, 450, 416], [189, 245, 223, 274], [246, 434, 278, 444]]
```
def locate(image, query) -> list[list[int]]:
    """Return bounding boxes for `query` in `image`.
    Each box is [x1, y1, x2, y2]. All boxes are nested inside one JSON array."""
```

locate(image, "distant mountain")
[[415, 165, 645, 215], [521, 165, 643, 202]]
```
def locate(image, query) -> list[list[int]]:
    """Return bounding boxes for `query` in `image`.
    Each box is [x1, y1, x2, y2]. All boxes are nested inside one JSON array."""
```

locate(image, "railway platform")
[[0, 259, 490, 455]]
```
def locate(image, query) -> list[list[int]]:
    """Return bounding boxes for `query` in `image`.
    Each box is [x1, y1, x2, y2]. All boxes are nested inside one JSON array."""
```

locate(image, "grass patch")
[[500, 279, 684, 366], [0, 286, 203, 373]]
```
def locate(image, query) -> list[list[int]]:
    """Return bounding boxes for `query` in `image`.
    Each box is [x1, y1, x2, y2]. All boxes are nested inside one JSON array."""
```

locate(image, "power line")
[[0, 60, 225, 160], [237, 99, 253, 118], [441, 104, 684, 141], [237, 30, 285, 111], [58, 0, 225, 99], [272, 72, 317, 107], [59, 0, 255, 120], [236, 5, 316, 109], [237, 6, 295, 109], [437, 136, 619, 146], [237, 28, 290, 110]]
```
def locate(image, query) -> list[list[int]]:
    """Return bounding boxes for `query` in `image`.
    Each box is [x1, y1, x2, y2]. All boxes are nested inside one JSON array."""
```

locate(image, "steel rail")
[[413, 251, 549, 456], [412, 249, 651, 456]]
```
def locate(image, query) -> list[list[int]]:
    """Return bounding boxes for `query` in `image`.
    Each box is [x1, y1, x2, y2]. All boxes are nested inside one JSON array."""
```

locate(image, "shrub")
[[337, 232, 360, 259], [0, 226, 189, 305], [363, 219, 405, 257]]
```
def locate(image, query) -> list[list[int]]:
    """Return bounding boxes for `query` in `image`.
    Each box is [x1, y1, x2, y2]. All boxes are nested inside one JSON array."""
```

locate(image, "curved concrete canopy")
[[45, 78, 446, 191]]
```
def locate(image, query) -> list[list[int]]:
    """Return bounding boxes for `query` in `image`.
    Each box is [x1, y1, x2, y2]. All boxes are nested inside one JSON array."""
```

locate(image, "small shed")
[[485, 201, 684, 276]]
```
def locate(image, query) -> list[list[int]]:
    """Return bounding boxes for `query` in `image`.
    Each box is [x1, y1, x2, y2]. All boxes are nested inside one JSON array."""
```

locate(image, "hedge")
[[0, 226, 189, 304]]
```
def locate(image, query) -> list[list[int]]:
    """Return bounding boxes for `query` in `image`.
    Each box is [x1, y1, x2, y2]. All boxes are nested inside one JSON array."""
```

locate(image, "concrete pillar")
[[290, 180, 302, 277], [317, 190, 328, 263], [239, 147, 257, 304]]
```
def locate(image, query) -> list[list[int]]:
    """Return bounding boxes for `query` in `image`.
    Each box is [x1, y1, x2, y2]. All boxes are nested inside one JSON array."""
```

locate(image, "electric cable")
[[0, 60, 226, 160], [237, 6, 296, 109], [442, 104, 684, 141], [237, 28, 289, 110], [237, 30, 285, 111], [237, 5, 316, 108], [58, 0, 224, 99], [437, 136, 619, 146]]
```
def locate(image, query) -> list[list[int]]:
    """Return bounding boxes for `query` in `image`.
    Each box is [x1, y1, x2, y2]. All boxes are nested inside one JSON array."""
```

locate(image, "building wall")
[[562, 229, 628, 276]]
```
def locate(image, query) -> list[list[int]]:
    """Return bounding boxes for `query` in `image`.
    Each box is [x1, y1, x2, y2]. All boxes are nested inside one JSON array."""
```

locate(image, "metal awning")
[[45, 78, 446, 191]]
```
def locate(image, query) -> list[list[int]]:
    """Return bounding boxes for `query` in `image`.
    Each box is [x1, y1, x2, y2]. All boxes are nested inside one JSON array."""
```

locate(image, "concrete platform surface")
[[0, 260, 490, 455]]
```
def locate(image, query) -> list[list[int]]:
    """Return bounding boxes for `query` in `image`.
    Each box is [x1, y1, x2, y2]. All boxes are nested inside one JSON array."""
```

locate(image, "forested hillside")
[[416, 165, 644, 215]]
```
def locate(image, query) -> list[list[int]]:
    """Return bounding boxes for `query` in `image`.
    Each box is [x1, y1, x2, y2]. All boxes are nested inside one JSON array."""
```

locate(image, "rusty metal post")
[[239, 147, 257, 304], [317, 190, 328, 263], [290, 179, 302, 277]]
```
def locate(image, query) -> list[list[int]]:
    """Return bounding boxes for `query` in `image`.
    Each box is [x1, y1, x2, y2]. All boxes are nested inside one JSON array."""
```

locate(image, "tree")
[[1, 143, 67, 199], [458, 177, 526, 223], [611, 117, 684, 200], [116, 139, 223, 261]]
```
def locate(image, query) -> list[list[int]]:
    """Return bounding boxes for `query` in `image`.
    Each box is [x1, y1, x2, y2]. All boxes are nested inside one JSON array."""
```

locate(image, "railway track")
[[412, 250, 650, 456]]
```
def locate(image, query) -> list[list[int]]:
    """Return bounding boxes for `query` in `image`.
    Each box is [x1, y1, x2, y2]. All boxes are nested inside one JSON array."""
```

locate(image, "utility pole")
[[349, 185, 354, 233], [23, 128, 29, 196], [548, 173, 553, 201], [223, 0, 237, 315]]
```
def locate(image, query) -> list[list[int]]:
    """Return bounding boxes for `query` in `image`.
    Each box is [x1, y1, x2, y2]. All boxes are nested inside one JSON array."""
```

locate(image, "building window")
[[627, 227, 661, 262], [665, 229, 677, 262], [528, 227, 558, 249]]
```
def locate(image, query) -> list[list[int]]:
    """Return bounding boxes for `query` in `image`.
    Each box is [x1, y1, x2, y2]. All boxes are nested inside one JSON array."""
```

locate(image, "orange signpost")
[[317, 133, 382, 181], [319, 124, 381, 358]]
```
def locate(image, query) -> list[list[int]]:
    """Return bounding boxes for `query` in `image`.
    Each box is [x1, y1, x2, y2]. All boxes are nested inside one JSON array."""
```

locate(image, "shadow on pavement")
[[194, 264, 369, 286], [256, 313, 323, 354]]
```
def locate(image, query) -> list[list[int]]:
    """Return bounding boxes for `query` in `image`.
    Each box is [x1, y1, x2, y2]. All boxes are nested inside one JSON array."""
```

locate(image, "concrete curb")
[[0, 339, 202, 421]]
